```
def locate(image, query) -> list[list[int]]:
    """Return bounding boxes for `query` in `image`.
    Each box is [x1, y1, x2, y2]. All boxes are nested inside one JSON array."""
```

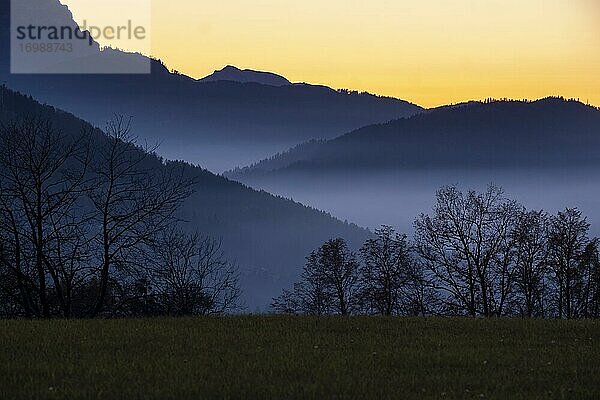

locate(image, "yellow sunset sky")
[[61, 0, 600, 108]]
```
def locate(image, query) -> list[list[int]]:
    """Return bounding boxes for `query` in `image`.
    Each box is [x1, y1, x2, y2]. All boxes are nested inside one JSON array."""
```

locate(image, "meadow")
[[0, 316, 599, 399]]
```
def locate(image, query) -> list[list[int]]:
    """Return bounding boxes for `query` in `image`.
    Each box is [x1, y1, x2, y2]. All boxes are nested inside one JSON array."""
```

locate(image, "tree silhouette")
[[88, 116, 195, 316], [147, 229, 241, 315], [414, 185, 520, 317], [511, 210, 549, 317], [0, 117, 90, 317], [547, 208, 591, 318], [359, 226, 416, 315], [272, 238, 359, 315]]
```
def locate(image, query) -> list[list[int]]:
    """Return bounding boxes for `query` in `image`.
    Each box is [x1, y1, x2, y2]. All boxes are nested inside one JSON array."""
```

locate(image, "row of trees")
[[273, 186, 600, 318], [0, 116, 241, 318]]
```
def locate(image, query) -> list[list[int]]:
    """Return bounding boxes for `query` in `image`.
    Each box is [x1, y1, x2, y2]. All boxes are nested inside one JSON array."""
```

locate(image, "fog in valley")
[[160, 141, 297, 173], [236, 168, 600, 235]]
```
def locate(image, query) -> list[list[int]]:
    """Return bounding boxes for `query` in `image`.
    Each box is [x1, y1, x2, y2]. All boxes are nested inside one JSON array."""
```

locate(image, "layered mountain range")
[[0, 85, 371, 310], [3, 0, 600, 309], [228, 99, 600, 232], [229, 98, 600, 176], [0, 0, 423, 172]]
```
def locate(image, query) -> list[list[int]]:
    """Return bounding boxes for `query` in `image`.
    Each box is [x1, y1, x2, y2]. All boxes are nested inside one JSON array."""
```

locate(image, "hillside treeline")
[[273, 185, 600, 318], [0, 116, 241, 318]]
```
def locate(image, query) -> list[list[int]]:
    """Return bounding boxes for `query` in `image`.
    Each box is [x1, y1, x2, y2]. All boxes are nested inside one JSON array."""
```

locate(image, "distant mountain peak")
[[200, 65, 292, 86]]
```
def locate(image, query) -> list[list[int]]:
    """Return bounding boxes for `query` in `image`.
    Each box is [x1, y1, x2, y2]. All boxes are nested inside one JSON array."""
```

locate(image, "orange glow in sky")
[[61, 0, 600, 108]]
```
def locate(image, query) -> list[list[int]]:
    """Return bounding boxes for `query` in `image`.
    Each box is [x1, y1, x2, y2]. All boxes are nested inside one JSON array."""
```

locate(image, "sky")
[[61, 0, 600, 108]]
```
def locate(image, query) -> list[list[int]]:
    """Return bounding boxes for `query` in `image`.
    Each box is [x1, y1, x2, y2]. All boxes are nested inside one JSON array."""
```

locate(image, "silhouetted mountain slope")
[[200, 65, 291, 86], [0, 86, 371, 310], [229, 98, 600, 176], [0, 0, 9, 73], [0, 0, 423, 172]]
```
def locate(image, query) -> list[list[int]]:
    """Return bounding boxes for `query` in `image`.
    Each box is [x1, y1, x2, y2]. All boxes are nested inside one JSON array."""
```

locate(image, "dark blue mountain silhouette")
[[228, 98, 600, 177], [200, 65, 291, 86], [0, 0, 423, 171], [0, 85, 370, 310], [0, 0, 10, 73]]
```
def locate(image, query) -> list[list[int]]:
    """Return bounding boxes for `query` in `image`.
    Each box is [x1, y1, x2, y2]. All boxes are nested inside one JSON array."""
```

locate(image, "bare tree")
[[43, 214, 94, 317], [511, 210, 550, 317], [272, 238, 359, 315], [0, 183, 34, 317], [0, 111, 249, 319], [88, 116, 195, 316], [0, 189, 28, 317], [579, 240, 600, 318], [319, 239, 360, 315], [271, 251, 332, 315], [547, 208, 591, 318], [359, 226, 417, 315], [147, 229, 241, 315], [414, 185, 519, 317], [0, 117, 90, 318]]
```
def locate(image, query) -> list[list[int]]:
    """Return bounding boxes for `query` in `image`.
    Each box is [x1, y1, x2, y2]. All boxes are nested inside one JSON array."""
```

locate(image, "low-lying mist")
[[157, 141, 295, 173], [237, 167, 600, 235]]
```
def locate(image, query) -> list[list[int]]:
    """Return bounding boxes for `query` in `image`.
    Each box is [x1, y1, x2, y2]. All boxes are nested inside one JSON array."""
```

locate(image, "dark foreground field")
[[0, 317, 599, 399]]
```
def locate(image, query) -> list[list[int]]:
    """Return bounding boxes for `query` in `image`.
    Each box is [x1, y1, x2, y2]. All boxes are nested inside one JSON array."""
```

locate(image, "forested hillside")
[[0, 87, 370, 312]]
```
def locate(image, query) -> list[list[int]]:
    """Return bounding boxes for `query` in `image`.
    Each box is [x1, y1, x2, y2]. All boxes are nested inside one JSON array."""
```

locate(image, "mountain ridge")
[[228, 97, 600, 177], [200, 65, 292, 86], [225, 97, 600, 234], [0, 0, 423, 172], [0, 85, 371, 310]]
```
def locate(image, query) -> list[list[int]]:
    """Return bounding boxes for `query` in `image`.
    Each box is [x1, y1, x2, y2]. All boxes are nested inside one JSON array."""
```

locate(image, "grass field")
[[0, 316, 599, 399]]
